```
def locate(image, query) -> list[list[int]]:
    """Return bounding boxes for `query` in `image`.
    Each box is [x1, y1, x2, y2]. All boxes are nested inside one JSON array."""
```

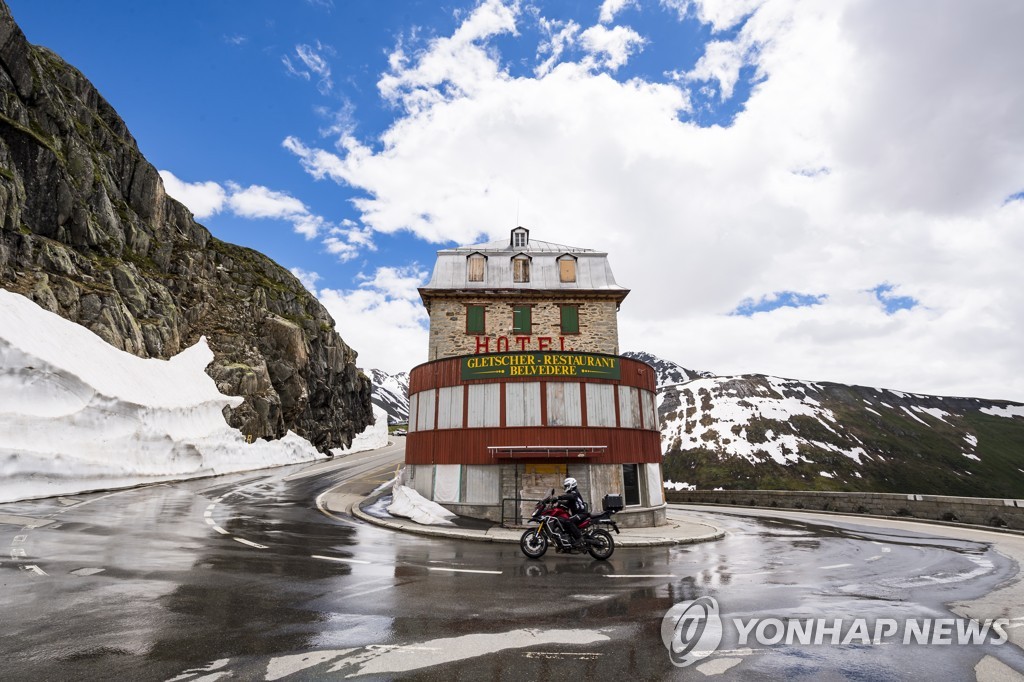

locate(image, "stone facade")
[[426, 296, 620, 361]]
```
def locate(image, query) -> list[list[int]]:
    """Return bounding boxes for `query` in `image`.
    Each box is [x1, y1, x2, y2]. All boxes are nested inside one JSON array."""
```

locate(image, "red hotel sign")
[[461, 352, 621, 380]]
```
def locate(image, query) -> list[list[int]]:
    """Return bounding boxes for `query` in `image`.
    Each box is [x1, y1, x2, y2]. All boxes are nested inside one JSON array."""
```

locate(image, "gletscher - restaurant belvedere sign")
[[461, 352, 621, 380]]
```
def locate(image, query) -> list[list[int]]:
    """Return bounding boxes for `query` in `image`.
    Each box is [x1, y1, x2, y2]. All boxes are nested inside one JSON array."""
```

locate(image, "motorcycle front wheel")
[[520, 529, 548, 559], [586, 529, 614, 560]]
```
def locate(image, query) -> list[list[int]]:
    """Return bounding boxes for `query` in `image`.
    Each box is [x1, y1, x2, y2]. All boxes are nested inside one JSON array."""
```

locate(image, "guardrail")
[[666, 489, 1024, 530]]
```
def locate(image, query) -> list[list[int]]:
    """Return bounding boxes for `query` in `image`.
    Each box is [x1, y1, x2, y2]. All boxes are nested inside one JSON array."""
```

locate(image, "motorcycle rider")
[[549, 477, 589, 547]]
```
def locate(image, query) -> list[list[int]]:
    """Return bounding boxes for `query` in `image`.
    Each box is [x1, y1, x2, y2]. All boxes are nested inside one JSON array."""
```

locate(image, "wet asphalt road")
[[2, 443, 1024, 681]]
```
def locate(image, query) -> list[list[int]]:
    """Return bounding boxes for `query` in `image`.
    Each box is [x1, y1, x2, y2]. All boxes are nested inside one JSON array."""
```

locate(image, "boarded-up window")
[[513, 256, 530, 283], [467, 384, 500, 427], [617, 386, 641, 428], [507, 382, 542, 426], [416, 389, 436, 431], [559, 256, 576, 283], [434, 464, 461, 503], [437, 386, 464, 429], [467, 255, 486, 282], [560, 305, 579, 334], [646, 463, 665, 506], [641, 390, 659, 430], [513, 305, 532, 334], [586, 384, 616, 427], [464, 465, 500, 505], [407, 393, 419, 433], [467, 305, 485, 333], [547, 382, 582, 426]]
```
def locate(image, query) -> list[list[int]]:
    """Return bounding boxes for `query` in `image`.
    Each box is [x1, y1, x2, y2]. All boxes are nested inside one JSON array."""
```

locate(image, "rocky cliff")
[[0, 2, 373, 450]]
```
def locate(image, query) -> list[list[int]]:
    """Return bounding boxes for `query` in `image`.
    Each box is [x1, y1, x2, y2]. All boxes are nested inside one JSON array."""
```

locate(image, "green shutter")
[[513, 305, 531, 334], [467, 305, 485, 333], [560, 305, 578, 334]]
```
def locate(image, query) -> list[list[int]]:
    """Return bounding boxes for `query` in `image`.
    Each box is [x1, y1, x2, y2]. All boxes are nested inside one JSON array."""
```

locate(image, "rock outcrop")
[[0, 1, 373, 450]]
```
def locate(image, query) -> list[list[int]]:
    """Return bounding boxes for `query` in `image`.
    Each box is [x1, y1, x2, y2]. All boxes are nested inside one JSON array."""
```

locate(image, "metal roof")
[[422, 229, 628, 294]]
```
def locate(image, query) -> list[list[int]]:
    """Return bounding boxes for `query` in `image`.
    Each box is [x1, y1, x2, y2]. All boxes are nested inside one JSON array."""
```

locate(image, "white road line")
[[204, 511, 213, 518], [205, 517, 216, 526], [602, 574, 677, 579], [212, 525, 229, 535], [21, 564, 47, 576], [312, 555, 372, 565], [866, 555, 883, 562], [881, 547, 892, 553], [427, 567, 503, 575], [234, 538, 268, 549], [820, 563, 852, 569]]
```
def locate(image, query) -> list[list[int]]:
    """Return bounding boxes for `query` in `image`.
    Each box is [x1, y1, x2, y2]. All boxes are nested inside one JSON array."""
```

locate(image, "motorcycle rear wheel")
[[520, 529, 548, 559], [586, 529, 614, 560]]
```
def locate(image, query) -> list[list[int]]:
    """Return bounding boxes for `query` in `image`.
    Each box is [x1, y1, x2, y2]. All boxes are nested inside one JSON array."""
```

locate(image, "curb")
[[336, 488, 725, 547]]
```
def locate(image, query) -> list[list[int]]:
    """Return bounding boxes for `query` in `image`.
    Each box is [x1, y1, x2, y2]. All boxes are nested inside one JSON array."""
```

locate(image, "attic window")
[[467, 254, 486, 282], [511, 228, 529, 248], [558, 254, 577, 283], [512, 255, 531, 283]]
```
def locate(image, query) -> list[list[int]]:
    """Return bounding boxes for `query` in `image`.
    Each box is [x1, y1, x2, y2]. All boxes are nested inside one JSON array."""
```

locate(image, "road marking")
[[12, 535, 26, 544], [524, 652, 603, 660], [10, 548, 26, 558], [204, 511, 213, 519], [212, 525, 229, 535], [821, 563, 852, 569], [71, 567, 105, 576], [312, 554, 372, 565], [881, 547, 892, 553], [599, 572, 678, 579], [22, 564, 47, 576], [866, 555, 883, 562], [0, 514, 55, 529], [234, 538, 268, 549], [427, 567, 503, 575]]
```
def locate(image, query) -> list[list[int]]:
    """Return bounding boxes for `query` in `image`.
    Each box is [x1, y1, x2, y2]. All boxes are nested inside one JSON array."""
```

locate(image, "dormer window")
[[511, 227, 529, 249], [467, 253, 486, 282], [558, 254, 577, 283], [512, 254, 531, 283]]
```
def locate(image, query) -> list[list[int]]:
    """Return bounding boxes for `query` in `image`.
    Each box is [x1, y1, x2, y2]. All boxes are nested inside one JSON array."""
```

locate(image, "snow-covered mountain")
[[634, 352, 1024, 497], [368, 369, 410, 424], [622, 351, 714, 389]]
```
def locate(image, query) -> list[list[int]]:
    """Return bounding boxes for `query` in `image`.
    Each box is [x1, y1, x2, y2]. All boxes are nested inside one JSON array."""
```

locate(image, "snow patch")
[[665, 480, 696, 491], [900, 406, 929, 426], [332, 405, 389, 456], [819, 471, 834, 478], [913, 406, 952, 424], [387, 484, 457, 525], [963, 453, 981, 461], [964, 434, 978, 447], [981, 405, 1024, 419], [0, 290, 324, 503]]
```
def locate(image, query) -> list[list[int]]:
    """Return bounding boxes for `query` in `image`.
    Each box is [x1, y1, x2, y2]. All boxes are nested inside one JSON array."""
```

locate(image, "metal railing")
[[501, 496, 545, 528]]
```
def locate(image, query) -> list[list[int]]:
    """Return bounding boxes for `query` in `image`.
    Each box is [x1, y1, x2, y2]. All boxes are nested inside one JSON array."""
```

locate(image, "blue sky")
[[8, 1, 1024, 401]]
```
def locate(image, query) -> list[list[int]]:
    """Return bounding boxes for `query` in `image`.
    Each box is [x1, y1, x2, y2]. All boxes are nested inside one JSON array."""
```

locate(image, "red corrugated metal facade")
[[406, 354, 662, 466]]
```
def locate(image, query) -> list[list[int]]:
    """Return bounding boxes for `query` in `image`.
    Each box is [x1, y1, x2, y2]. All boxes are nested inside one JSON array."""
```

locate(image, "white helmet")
[[563, 477, 578, 493]]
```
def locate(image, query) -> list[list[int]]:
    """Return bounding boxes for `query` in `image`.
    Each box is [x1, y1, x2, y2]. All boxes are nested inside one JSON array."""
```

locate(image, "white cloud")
[[160, 171, 373, 255], [226, 183, 308, 220], [535, 18, 580, 77], [283, 41, 335, 94], [289, 267, 322, 296], [318, 266, 430, 374], [599, 0, 638, 24], [158, 170, 226, 219], [285, 0, 1024, 401], [579, 24, 646, 71]]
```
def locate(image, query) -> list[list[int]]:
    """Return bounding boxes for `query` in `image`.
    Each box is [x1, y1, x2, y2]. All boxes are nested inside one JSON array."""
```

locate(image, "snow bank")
[[981, 405, 1024, 419], [332, 404, 389, 456], [387, 484, 457, 526], [0, 290, 325, 503]]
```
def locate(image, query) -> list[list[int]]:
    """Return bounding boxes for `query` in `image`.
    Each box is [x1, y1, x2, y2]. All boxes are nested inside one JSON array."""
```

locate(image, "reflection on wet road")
[[2, 447, 1023, 680]]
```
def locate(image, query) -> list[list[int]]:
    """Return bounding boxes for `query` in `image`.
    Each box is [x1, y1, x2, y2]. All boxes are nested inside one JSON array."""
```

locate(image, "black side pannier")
[[603, 494, 624, 512]]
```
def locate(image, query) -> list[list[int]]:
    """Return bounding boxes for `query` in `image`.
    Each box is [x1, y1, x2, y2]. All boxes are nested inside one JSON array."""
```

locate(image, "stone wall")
[[426, 296, 620, 360], [666, 490, 1024, 530]]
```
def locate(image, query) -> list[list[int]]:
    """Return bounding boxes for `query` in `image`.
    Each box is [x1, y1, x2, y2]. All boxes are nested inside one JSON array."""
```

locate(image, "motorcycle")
[[519, 490, 622, 560]]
